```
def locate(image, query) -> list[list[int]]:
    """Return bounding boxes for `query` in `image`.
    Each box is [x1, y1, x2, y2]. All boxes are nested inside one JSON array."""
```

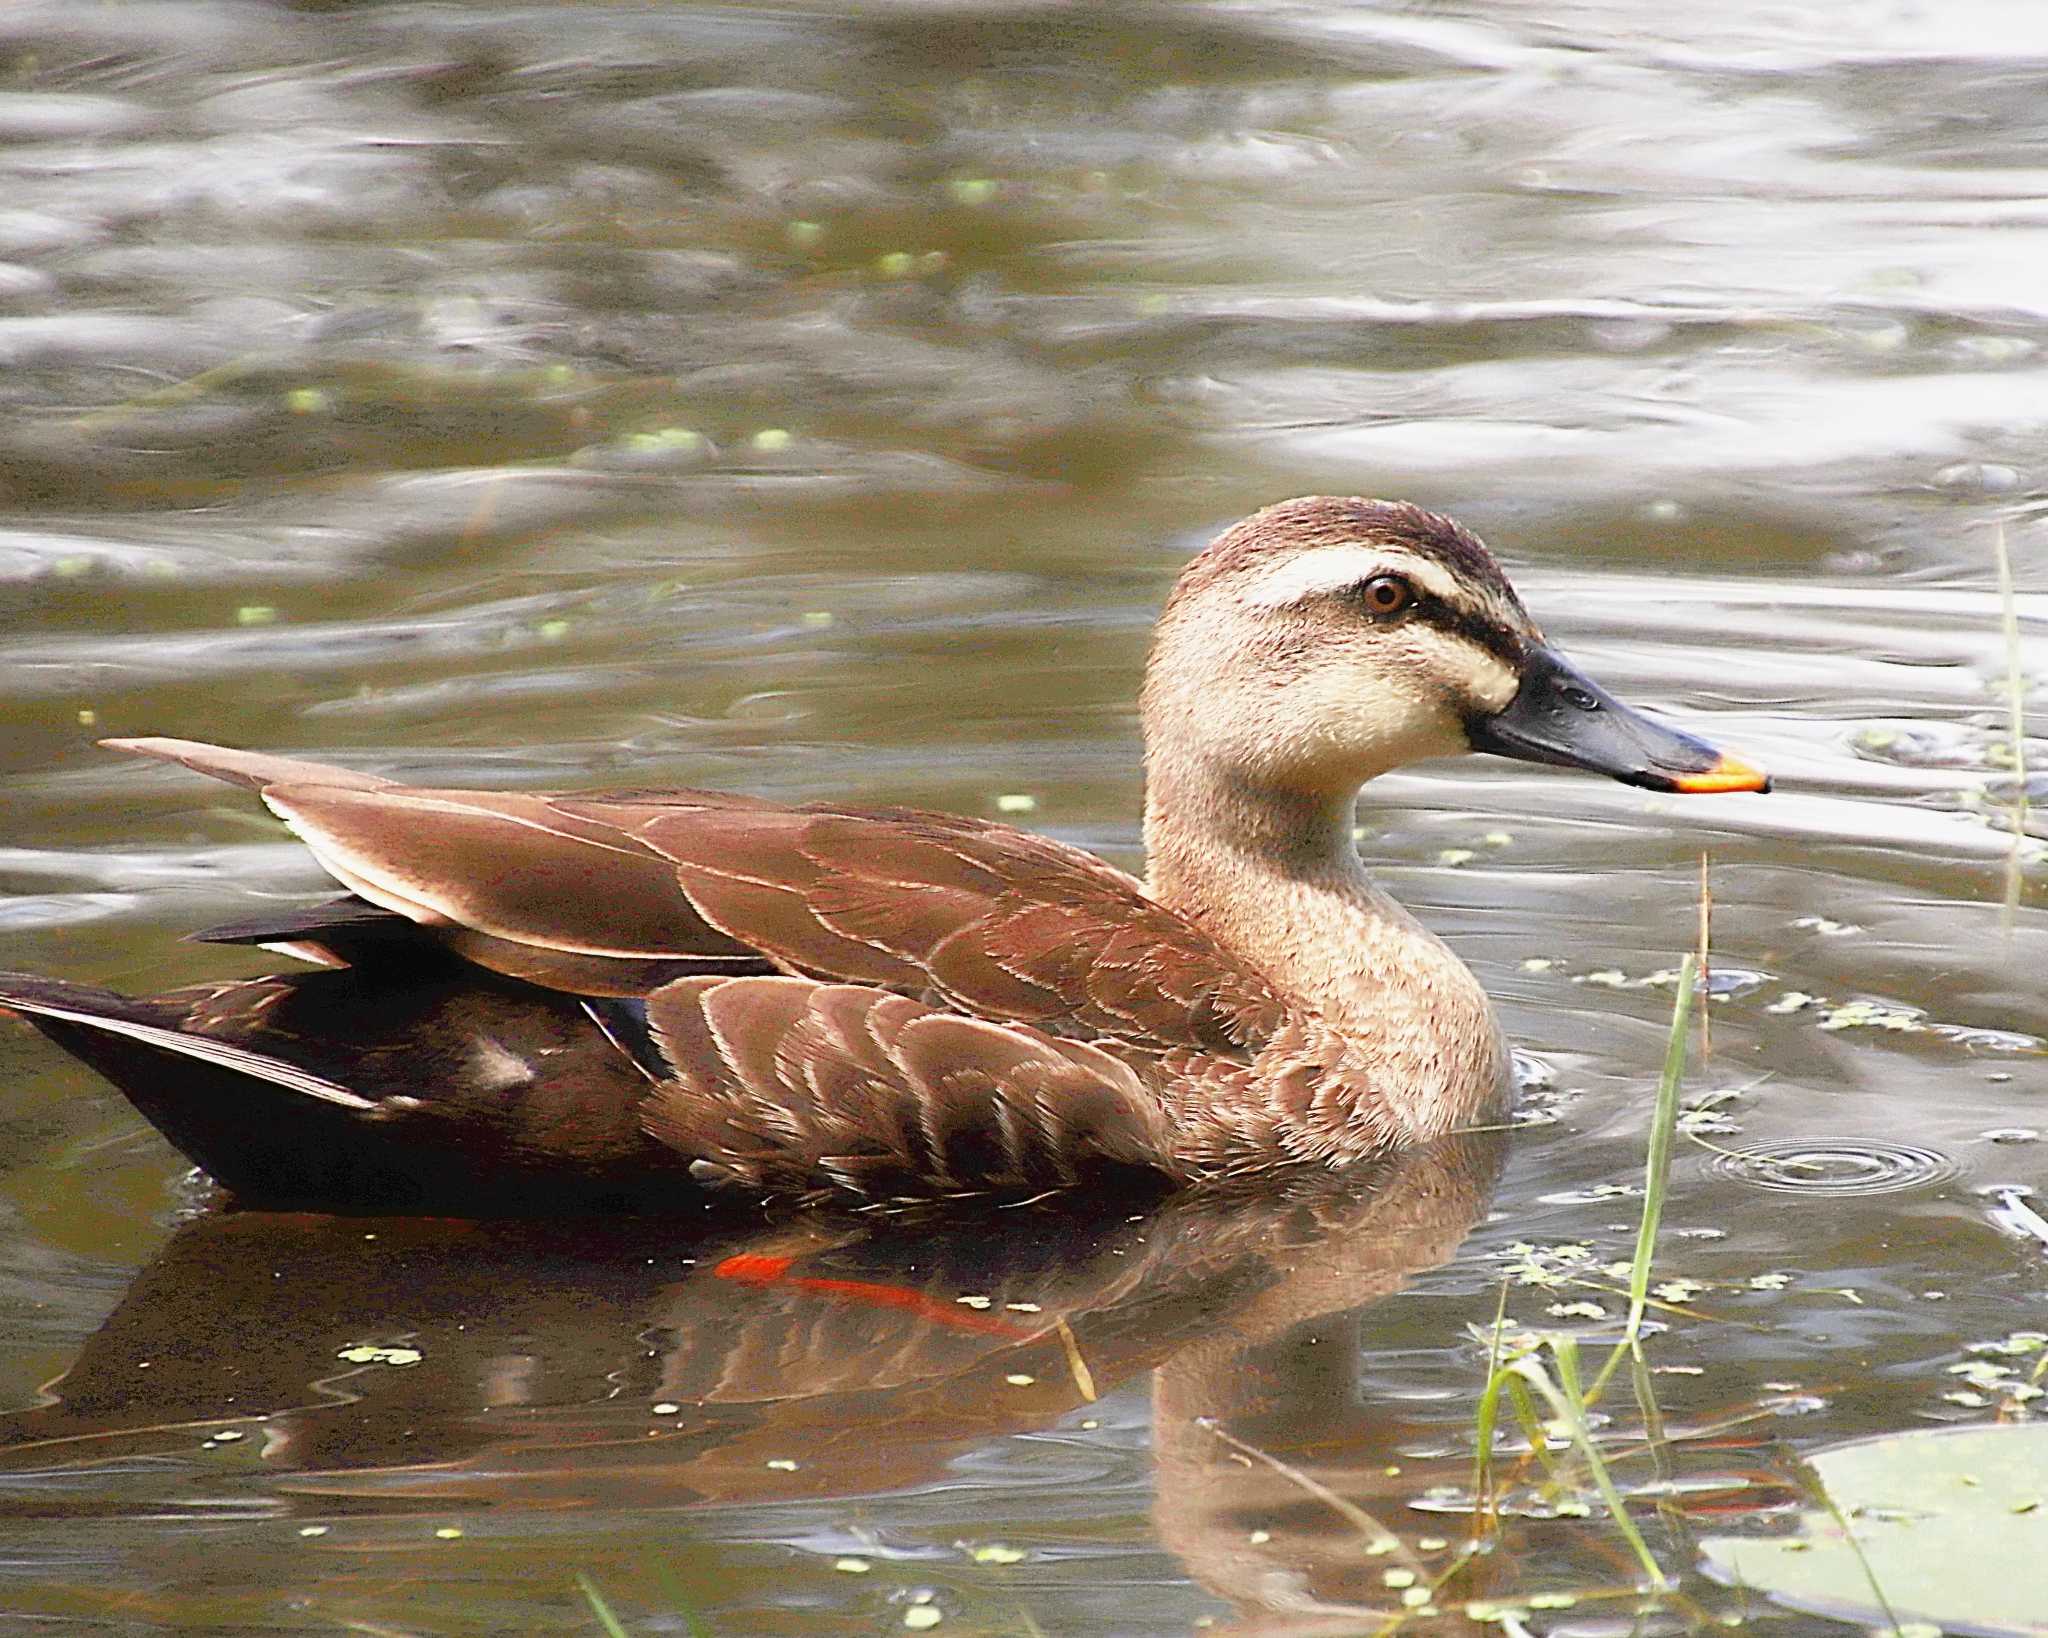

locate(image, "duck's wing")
[[103, 739, 1288, 1197], [105, 737, 1283, 1054], [636, 974, 1197, 1195]]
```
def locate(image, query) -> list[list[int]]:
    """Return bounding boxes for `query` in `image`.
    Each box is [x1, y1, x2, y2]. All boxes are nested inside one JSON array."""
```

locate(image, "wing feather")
[[254, 774, 1282, 1053], [97, 740, 1297, 1194], [642, 976, 1177, 1197]]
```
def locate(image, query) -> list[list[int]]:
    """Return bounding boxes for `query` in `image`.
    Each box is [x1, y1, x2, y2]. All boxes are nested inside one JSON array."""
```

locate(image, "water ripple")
[[1708, 1138, 1961, 1195]]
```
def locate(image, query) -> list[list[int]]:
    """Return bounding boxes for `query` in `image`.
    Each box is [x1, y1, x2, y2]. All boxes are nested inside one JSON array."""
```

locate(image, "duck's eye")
[[1358, 574, 1414, 617]]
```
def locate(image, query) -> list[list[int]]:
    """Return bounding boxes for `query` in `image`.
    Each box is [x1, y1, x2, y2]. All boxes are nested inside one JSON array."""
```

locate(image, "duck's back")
[[2, 739, 1309, 1208]]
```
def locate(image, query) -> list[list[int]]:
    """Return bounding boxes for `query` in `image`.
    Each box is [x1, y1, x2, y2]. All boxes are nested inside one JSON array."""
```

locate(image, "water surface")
[[1, 2, 2045, 1633]]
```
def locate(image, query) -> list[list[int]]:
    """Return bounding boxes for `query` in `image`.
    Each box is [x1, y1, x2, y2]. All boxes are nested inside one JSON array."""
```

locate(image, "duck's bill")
[[1467, 645, 1770, 795]]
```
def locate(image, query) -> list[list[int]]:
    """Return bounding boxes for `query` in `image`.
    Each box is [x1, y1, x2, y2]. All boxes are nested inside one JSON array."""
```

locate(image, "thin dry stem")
[[1996, 517, 2029, 929], [1696, 852, 1712, 1059]]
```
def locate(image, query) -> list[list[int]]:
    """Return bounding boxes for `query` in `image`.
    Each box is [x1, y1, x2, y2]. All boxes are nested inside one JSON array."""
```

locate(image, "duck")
[[0, 497, 1766, 1211]]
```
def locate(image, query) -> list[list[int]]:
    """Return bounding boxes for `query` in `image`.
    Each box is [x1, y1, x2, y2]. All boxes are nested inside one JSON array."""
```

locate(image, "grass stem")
[[1996, 518, 2029, 927], [1469, 907, 1701, 1601], [1202, 1421, 1420, 1571], [1473, 1280, 1512, 1535], [1512, 1345, 1668, 1589], [1696, 853, 1712, 1059], [1626, 951, 1695, 1346], [575, 1573, 633, 1638]]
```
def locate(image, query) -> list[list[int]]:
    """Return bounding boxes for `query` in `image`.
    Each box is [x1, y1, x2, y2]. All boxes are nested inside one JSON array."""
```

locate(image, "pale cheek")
[[1371, 684, 1471, 764], [1259, 672, 1466, 781], [1463, 662, 1519, 716], [1411, 626, 1521, 716]]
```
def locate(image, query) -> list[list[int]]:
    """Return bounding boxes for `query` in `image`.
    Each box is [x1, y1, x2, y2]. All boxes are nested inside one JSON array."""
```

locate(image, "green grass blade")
[[1515, 1346, 1667, 1589], [649, 1565, 715, 1638], [1504, 1374, 1562, 1482], [575, 1572, 633, 1638], [1472, 1281, 1512, 1531], [1626, 952, 1695, 1343]]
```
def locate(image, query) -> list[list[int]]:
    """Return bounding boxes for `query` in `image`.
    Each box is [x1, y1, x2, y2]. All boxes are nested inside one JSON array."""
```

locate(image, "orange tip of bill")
[[1671, 754, 1771, 795]]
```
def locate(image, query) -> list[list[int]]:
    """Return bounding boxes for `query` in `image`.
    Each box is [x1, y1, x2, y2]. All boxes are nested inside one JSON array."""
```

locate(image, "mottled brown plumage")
[[0, 497, 1767, 1209]]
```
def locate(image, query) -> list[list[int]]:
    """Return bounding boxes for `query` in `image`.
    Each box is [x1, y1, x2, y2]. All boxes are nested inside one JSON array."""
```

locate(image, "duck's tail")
[[0, 972, 371, 1110], [97, 736, 396, 794], [0, 969, 691, 1212], [0, 969, 413, 1205]]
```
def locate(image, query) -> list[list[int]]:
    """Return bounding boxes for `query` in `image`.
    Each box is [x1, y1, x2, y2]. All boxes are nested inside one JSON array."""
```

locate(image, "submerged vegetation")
[[1461, 947, 1700, 1623]]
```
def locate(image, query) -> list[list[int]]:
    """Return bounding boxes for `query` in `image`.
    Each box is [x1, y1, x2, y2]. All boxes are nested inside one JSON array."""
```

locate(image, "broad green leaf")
[[1699, 1423, 2048, 1636]]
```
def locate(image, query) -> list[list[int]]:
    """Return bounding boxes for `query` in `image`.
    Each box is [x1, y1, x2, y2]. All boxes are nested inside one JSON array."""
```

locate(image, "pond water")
[[1, 1, 2045, 1633]]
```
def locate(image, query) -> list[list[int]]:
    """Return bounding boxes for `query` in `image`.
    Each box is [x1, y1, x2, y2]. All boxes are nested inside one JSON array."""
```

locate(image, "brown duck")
[[0, 498, 1766, 1210]]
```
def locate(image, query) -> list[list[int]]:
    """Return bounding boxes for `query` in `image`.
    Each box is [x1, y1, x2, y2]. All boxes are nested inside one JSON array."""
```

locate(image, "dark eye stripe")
[[1329, 574, 1528, 667], [1410, 600, 1528, 667]]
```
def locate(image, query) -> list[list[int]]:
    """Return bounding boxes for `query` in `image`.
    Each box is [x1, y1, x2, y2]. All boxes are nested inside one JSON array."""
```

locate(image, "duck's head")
[[1143, 496, 1768, 802]]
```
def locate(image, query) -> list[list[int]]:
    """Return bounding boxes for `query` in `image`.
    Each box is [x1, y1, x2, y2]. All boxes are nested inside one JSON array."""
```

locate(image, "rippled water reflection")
[[2, 1, 2046, 1633], [1708, 1138, 1964, 1195]]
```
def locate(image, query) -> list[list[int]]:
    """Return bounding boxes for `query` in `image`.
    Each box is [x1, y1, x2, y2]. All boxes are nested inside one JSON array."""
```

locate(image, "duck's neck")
[[1141, 754, 1507, 1142], [1143, 757, 1416, 1027], [1144, 762, 1360, 902]]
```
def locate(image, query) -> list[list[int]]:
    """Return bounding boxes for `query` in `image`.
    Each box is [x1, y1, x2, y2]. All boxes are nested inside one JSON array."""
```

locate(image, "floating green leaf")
[[1699, 1424, 2048, 1636]]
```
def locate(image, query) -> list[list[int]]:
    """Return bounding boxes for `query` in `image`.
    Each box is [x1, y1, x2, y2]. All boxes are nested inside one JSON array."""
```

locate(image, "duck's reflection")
[[2, 1132, 1502, 1628]]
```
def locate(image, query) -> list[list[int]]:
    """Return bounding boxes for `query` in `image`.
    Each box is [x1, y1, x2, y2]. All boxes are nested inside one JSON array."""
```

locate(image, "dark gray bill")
[[1467, 645, 1769, 795]]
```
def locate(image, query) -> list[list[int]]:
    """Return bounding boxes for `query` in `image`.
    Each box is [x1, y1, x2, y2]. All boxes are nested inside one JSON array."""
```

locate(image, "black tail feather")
[[0, 971, 370, 1109], [1, 967, 695, 1212], [187, 894, 405, 946]]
